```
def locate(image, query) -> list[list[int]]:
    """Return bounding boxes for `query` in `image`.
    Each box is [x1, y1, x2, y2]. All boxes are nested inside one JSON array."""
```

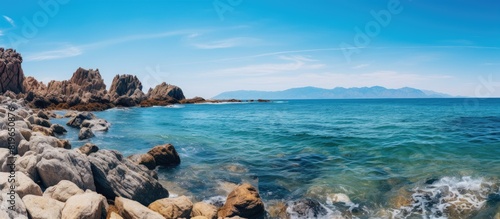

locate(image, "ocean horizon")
[[51, 98, 500, 218]]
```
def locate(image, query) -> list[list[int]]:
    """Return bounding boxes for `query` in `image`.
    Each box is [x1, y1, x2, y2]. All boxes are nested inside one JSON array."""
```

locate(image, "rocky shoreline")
[[0, 95, 273, 219], [0, 48, 278, 219]]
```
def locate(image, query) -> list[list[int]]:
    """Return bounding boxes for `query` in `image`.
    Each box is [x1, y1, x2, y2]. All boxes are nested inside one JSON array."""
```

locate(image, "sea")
[[52, 98, 500, 219]]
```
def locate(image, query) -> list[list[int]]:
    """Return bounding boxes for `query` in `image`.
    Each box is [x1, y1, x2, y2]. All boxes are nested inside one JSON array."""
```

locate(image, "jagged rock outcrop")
[[109, 74, 146, 106], [23, 76, 47, 96], [24, 67, 113, 110], [147, 82, 185, 101], [0, 48, 25, 94]]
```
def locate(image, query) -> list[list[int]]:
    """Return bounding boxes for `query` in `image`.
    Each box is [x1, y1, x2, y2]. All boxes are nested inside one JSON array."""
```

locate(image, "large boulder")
[[18, 135, 71, 156], [217, 183, 265, 219], [88, 150, 169, 206], [147, 82, 185, 101], [0, 171, 42, 198], [61, 191, 108, 219], [36, 148, 95, 191], [22, 195, 65, 219], [0, 129, 25, 154], [0, 48, 25, 94], [0, 192, 28, 219], [115, 197, 164, 219], [148, 196, 193, 219], [128, 153, 156, 170], [43, 180, 85, 202], [15, 152, 39, 182], [191, 202, 218, 219], [147, 144, 180, 167]]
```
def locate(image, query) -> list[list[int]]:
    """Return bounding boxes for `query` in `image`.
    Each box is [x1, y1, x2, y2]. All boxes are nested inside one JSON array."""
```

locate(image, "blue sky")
[[1, 0, 499, 98]]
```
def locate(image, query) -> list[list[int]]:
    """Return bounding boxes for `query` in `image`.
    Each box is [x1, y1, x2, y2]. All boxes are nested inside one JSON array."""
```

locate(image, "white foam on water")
[[165, 104, 184, 108], [273, 101, 288, 104], [203, 195, 226, 208], [195, 102, 249, 105], [390, 176, 498, 219], [286, 200, 346, 219]]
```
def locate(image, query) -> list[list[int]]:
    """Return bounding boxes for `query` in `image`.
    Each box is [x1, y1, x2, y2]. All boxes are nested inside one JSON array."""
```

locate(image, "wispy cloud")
[[3, 15, 15, 27], [352, 63, 370, 69], [0, 30, 3, 36], [26, 46, 82, 61], [210, 55, 325, 77], [191, 37, 261, 49], [25, 29, 200, 61]]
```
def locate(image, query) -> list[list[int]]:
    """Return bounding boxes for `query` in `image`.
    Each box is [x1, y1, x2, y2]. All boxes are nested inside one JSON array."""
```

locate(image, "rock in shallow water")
[[88, 149, 169, 206], [128, 153, 156, 170], [147, 143, 180, 167], [218, 183, 265, 219], [78, 127, 94, 140]]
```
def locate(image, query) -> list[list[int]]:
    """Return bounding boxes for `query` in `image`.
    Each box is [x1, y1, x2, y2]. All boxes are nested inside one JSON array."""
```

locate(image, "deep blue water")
[[52, 99, 500, 218]]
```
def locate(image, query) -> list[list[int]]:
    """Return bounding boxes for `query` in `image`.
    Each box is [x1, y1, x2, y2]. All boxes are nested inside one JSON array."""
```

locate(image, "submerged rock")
[[218, 183, 265, 219], [88, 149, 169, 206], [287, 199, 328, 219]]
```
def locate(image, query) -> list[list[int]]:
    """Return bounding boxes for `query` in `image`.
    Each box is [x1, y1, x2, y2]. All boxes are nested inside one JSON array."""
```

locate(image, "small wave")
[[390, 176, 498, 219], [273, 101, 289, 104], [165, 104, 185, 108], [203, 196, 226, 208], [195, 102, 249, 105], [286, 199, 345, 219]]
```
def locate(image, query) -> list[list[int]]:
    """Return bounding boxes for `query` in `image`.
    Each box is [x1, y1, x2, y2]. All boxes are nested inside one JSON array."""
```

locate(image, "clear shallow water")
[[52, 99, 500, 218]]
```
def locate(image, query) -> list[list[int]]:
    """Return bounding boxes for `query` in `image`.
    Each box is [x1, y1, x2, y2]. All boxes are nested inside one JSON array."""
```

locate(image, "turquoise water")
[[53, 99, 500, 218]]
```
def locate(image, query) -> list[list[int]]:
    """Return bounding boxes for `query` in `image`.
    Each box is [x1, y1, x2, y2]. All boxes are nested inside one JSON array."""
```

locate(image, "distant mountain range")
[[213, 86, 452, 99]]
